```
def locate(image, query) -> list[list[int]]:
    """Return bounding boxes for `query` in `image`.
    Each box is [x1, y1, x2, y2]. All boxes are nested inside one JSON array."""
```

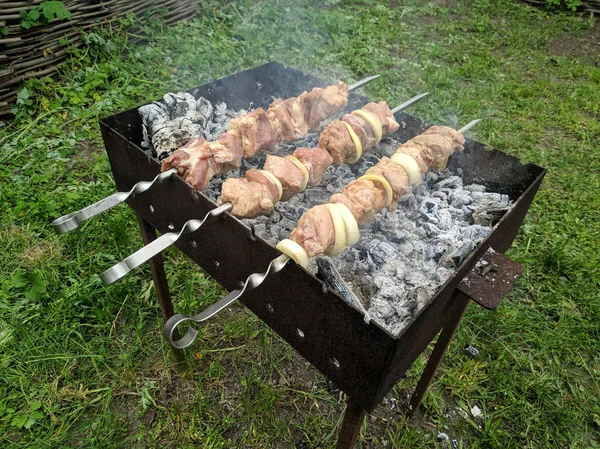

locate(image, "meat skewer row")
[[162, 120, 481, 349], [51, 76, 377, 235], [99, 95, 422, 284], [277, 120, 480, 267], [219, 93, 429, 219], [159, 76, 380, 191]]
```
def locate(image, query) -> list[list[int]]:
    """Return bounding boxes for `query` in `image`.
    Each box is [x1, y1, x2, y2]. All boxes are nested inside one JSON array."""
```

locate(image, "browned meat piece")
[[397, 144, 432, 173], [342, 113, 378, 152], [264, 155, 306, 201], [366, 157, 409, 210], [293, 146, 333, 186], [304, 81, 349, 132], [161, 138, 220, 190], [317, 120, 357, 164], [409, 134, 455, 171], [268, 99, 297, 142], [362, 101, 400, 136], [215, 130, 244, 172], [285, 95, 309, 137], [330, 179, 387, 225], [290, 204, 335, 257], [246, 169, 280, 202], [423, 125, 465, 151], [220, 177, 277, 218], [227, 113, 258, 158]]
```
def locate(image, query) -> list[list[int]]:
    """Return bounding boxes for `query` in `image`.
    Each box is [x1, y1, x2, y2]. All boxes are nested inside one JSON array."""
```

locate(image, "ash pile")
[[141, 96, 513, 337]]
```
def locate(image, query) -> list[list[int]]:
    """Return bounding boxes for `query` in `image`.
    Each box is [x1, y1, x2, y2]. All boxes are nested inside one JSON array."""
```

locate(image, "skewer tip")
[[391, 92, 430, 115], [348, 74, 380, 92], [458, 119, 482, 134]]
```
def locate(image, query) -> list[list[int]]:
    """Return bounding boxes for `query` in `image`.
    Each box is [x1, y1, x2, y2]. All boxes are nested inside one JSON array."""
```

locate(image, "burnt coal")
[[149, 97, 513, 337]]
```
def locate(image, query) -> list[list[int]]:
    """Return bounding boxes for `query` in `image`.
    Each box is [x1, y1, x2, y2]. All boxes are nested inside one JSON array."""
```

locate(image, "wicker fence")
[[0, 0, 199, 116]]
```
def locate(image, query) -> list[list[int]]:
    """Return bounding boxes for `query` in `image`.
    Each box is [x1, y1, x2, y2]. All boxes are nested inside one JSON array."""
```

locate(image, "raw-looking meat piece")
[[304, 81, 349, 131], [286, 95, 309, 137], [362, 101, 400, 135], [215, 130, 244, 172], [330, 179, 387, 225], [293, 146, 333, 186], [290, 204, 335, 257], [423, 125, 465, 150], [161, 138, 219, 190], [268, 99, 297, 142], [317, 120, 357, 164], [409, 134, 455, 171], [366, 157, 409, 210], [246, 169, 280, 203], [397, 144, 432, 173], [220, 177, 277, 218], [264, 155, 306, 200], [342, 113, 378, 152]]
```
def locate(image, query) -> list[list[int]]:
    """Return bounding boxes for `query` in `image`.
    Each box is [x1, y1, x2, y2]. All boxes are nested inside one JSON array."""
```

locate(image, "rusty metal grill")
[[98, 62, 545, 448]]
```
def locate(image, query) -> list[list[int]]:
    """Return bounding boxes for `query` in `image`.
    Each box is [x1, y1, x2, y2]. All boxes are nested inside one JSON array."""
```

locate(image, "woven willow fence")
[[0, 0, 199, 116]]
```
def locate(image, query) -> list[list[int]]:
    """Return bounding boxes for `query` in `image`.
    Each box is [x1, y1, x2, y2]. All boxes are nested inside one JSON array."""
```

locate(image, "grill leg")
[[336, 398, 366, 449], [136, 214, 185, 362], [409, 291, 470, 413]]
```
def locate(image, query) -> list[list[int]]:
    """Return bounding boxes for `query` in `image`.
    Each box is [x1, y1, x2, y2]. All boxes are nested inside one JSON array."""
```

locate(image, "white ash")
[[149, 97, 513, 337], [138, 92, 243, 158]]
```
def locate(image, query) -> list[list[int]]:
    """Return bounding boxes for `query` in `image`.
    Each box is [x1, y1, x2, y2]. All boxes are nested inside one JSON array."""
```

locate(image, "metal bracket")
[[457, 250, 523, 310]]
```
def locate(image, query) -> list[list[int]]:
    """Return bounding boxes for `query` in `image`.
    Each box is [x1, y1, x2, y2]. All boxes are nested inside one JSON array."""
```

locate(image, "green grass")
[[1, 0, 599, 447]]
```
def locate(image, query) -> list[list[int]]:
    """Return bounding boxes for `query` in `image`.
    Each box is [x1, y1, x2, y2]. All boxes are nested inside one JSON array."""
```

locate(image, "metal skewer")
[[163, 254, 290, 349], [50, 169, 177, 234], [100, 93, 429, 286], [391, 92, 429, 114], [99, 203, 232, 284], [50, 75, 380, 235], [162, 118, 482, 349]]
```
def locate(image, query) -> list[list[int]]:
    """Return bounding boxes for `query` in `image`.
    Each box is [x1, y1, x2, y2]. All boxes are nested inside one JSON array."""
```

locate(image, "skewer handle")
[[99, 203, 232, 285], [163, 254, 290, 349], [51, 169, 177, 234]]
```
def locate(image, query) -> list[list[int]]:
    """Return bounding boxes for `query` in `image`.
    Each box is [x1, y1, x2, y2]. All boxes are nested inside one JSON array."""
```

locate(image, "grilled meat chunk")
[[268, 99, 297, 142], [317, 120, 357, 164], [264, 155, 306, 200], [161, 138, 220, 190], [342, 113, 378, 151], [305, 81, 349, 132], [397, 144, 432, 173], [293, 146, 333, 186], [366, 157, 409, 210], [330, 179, 387, 225], [408, 134, 455, 171], [290, 204, 335, 257], [362, 101, 400, 135], [423, 125, 465, 150], [220, 176, 278, 218]]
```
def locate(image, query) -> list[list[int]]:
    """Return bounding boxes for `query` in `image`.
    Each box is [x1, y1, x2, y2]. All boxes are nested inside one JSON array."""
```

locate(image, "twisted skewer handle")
[[100, 203, 232, 285], [51, 169, 177, 234], [163, 254, 290, 349]]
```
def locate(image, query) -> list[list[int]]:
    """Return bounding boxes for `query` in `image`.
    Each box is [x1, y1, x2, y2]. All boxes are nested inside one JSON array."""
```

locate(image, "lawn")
[[1, 0, 599, 447]]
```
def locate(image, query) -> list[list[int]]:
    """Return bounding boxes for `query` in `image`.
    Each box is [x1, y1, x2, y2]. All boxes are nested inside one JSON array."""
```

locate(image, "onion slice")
[[276, 239, 310, 268], [334, 203, 360, 246], [285, 155, 309, 189], [358, 174, 393, 207], [391, 152, 421, 186], [352, 109, 382, 143], [259, 170, 283, 202], [342, 121, 363, 164], [325, 203, 347, 256]]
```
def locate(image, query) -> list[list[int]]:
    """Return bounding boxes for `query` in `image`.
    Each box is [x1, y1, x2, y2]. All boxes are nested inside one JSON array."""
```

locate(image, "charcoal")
[[434, 175, 463, 190], [464, 344, 480, 357], [146, 96, 513, 338], [437, 433, 449, 442]]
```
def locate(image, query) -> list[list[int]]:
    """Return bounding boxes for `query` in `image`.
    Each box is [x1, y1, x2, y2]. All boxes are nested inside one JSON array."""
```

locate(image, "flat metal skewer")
[[100, 93, 428, 286], [50, 169, 177, 234], [163, 254, 290, 349], [99, 203, 232, 284], [348, 74, 379, 92], [458, 119, 481, 134], [162, 118, 483, 349], [391, 92, 429, 114], [50, 76, 380, 235]]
